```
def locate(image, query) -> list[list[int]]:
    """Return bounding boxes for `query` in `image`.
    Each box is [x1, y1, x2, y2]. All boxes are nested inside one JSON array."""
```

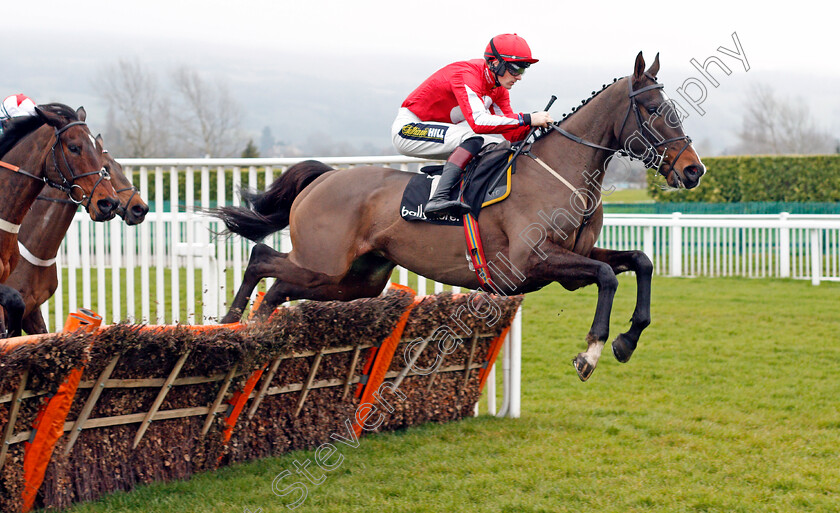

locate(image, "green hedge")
[[648, 155, 840, 203]]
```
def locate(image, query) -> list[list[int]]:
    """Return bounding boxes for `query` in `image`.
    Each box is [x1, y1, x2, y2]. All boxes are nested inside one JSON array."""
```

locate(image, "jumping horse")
[[213, 52, 706, 381], [0, 104, 119, 282], [5, 130, 148, 334]]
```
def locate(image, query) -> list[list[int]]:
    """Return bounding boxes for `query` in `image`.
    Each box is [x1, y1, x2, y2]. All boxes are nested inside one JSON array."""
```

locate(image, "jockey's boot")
[[425, 137, 483, 216]]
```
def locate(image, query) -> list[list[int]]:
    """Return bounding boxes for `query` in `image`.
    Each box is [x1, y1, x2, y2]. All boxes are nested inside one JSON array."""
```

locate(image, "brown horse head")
[[618, 52, 705, 189], [95, 134, 148, 225], [34, 104, 119, 221]]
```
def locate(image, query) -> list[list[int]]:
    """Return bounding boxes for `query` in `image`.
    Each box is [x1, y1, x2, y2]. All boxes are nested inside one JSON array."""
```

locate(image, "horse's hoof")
[[572, 354, 595, 382], [612, 333, 636, 363]]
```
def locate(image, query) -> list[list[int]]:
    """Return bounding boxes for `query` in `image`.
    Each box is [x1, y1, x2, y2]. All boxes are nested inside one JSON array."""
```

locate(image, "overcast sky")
[[5, 0, 838, 155]]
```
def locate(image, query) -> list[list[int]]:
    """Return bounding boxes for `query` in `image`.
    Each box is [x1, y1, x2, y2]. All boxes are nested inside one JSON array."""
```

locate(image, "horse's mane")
[[0, 115, 46, 158], [533, 77, 623, 143], [0, 102, 80, 158]]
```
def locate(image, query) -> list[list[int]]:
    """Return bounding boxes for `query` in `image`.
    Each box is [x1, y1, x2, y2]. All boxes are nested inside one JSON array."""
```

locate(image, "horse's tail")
[[0, 285, 24, 338], [213, 159, 335, 242]]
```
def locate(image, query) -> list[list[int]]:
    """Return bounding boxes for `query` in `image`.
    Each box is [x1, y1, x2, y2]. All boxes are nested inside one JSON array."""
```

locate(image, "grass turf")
[[61, 275, 840, 513]]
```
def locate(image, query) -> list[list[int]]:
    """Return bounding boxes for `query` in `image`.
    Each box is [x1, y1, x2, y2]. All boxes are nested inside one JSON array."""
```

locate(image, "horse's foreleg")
[[222, 243, 287, 324], [588, 248, 653, 363], [21, 310, 47, 335], [528, 248, 618, 381]]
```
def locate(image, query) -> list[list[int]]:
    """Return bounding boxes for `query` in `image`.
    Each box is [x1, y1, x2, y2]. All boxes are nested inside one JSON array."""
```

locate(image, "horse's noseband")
[[623, 75, 692, 176]]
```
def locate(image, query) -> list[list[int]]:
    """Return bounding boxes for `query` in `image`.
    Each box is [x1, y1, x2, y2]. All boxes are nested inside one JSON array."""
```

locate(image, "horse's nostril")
[[684, 165, 703, 178], [98, 198, 118, 213], [132, 205, 149, 218]]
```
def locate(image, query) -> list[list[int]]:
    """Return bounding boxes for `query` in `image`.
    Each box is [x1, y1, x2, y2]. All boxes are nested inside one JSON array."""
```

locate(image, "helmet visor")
[[505, 61, 530, 77]]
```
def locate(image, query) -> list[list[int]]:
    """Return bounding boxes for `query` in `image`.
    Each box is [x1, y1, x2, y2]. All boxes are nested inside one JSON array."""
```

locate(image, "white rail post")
[[216, 166, 227, 319], [810, 228, 822, 286], [80, 215, 92, 310], [779, 212, 791, 278], [140, 166, 151, 322], [185, 167, 196, 323], [170, 165, 180, 324], [496, 335, 511, 418], [111, 219, 122, 323], [643, 225, 654, 266], [509, 306, 522, 418], [486, 365, 496, 416], [155, 166, 165, 324], [670, 212, 682, 277]]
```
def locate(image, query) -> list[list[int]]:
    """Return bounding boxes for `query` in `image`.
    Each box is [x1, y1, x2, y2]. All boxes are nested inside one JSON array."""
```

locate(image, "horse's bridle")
[[0, 121, 111, 209], [548, 74, 692, 177], [48, 121, 111, 207], [103, 149, 140, 216]]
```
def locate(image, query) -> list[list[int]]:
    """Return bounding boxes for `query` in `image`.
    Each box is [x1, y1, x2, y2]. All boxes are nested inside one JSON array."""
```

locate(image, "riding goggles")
[[505, 61, 529, 77]]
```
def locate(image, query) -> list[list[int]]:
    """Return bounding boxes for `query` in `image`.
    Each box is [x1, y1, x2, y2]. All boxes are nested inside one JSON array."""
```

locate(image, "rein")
[[513, 73, 692, 235], [542, 73, 692, 174]]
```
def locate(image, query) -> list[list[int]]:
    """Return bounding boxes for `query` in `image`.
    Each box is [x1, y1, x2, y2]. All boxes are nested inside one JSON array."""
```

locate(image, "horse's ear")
[[34, 105, 63, 129], [646, 52, 660, 79], [633, 51, 645, 83], [76, 106, 86, 122]]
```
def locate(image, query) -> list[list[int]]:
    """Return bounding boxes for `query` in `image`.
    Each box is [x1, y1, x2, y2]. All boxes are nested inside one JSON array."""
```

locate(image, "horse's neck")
[[18, 197, 77, 257], [527, 85, 623, 200], [0, 128, 53, 224]]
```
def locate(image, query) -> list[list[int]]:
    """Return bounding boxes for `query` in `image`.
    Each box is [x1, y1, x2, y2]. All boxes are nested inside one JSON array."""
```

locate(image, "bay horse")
[[0, 104, 119, 282], [5, 134, 148, 334], [213, 52, 705, 381]]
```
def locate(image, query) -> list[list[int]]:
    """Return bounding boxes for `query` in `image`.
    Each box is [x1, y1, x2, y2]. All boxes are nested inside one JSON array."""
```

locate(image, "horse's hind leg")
[[255, 253, 396, 319], [223, 243, 394, 323], [588, 247, 653, 363], [221, 243, 290, 323]]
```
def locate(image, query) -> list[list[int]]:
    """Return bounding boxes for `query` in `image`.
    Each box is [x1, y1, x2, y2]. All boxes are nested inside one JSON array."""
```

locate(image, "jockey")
[[391, 33, 553, 216], [0, 94, 37, 137], [1, 94, 37, 120]]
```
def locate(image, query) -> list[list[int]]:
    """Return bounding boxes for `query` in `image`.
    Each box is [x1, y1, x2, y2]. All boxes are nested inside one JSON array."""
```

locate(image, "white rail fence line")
[[32, 157, 840, 417]]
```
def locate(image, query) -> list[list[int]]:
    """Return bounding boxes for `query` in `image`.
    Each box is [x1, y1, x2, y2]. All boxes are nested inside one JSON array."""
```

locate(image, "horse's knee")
[[596, 264, 618, 293], [632, 251, 653, 277]]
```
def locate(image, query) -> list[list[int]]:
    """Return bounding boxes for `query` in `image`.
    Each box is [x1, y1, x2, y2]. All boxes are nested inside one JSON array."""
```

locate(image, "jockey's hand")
[[530, 111, 554, 127]]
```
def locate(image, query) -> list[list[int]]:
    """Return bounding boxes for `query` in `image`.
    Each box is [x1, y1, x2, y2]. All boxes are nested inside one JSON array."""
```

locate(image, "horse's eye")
[[647, 106, 658, 114], [68, 145, 81, 154]]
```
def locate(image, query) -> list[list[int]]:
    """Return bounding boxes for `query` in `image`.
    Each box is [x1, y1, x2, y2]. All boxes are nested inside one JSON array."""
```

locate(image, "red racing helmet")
[[484, 33, 538, 81], [484, 33, 539, 63]]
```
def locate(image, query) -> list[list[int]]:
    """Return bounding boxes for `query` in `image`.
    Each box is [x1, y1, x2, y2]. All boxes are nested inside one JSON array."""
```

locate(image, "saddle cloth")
[[399, 143, 516, 226]]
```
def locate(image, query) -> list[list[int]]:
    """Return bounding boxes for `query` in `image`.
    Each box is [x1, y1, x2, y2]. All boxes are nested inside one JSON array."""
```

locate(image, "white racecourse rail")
[[37, 156, 840, 418]]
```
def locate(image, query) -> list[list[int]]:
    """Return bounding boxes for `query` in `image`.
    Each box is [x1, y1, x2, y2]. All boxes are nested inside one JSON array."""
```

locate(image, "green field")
[[61, 276, 840, 513], [602, 187, 652, 203]]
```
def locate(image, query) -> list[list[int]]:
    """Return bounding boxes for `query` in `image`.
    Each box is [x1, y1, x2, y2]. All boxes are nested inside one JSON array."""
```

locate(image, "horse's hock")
[[0, 286, 522, 512]]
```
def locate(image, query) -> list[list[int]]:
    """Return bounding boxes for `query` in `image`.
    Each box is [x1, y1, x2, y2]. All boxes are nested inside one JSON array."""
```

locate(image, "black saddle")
[[399, 143, 516, 225]]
